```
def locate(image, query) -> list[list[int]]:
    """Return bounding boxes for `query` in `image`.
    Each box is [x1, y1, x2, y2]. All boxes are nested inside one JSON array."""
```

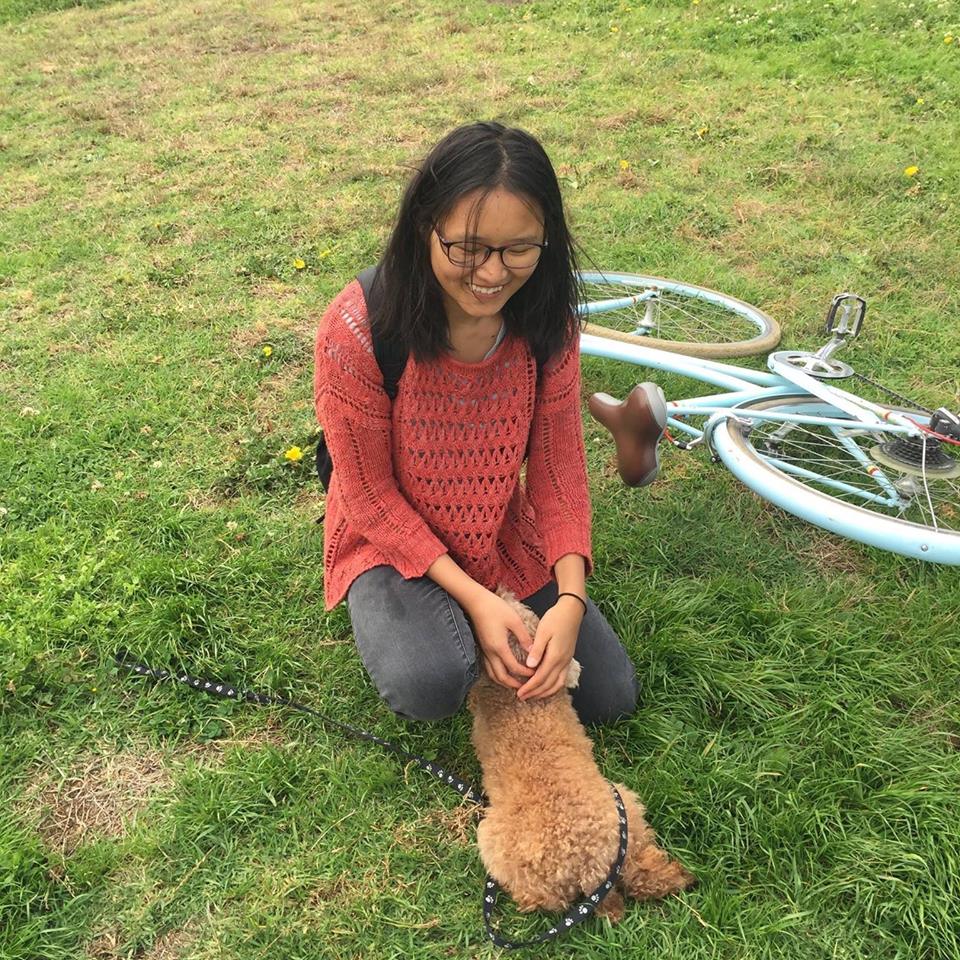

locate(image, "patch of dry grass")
[[25, 746, 173, 856], [23, 728, 288, 855], [86, 922, 198, 960]]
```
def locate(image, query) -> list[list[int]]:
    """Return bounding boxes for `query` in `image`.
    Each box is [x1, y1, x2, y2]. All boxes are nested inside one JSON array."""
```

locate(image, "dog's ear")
[[565, 657, 582, 689], [505, 632, 527, 668]]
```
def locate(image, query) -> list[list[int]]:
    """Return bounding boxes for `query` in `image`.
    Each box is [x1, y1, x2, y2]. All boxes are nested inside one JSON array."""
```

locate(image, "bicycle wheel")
[[578, 270, 781, 359], [712, 395, 960, 564]]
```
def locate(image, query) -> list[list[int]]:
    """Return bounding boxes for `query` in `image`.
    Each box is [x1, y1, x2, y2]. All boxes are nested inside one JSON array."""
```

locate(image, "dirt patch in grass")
[[25, 729, 287, 855], [86, 922, 198, 960], [252, 361, 312, 430], [731, 197, 772, 224], [183, 486, 222, 512], [230, 317, 315, 356], [26, 746, 173, 855], [392, 803, 478, 849], [293, 486, 325, 518], [301, 860, 422, 918], [64, 98, 148, 142], [5, 174, 50, 210], [250, 280, 297, 302], [796, 535, 872, 578], [182, 722, 289, 764], [427, 803, 477, 846], [231, 320, 275, 354]]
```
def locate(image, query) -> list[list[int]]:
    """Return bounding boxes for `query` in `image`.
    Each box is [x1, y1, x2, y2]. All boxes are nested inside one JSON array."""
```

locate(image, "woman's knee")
[[347, 567, 480, 721], [575, 666, 638, 725], [383, 661, 478, 721]]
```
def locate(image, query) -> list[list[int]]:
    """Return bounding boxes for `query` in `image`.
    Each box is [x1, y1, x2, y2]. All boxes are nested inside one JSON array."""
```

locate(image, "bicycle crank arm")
[[768, 355, 906, 428]]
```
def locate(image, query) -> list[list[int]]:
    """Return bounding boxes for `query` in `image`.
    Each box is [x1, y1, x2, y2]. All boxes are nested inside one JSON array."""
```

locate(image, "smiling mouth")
[[469, 283, 505, 296]]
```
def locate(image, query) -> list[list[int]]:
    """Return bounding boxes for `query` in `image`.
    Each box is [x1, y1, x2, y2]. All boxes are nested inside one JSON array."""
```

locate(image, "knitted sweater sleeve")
[[314, 282, 448, 578], [525, 332, 594, 575]]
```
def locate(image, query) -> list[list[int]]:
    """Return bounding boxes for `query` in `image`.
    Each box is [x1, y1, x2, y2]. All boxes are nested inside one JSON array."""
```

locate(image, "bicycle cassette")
[[870, 435, 960, 480]]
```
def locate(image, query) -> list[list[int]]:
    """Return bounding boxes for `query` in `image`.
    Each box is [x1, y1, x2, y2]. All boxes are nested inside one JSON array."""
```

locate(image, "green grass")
[[2, 0, 960, 958], [0, 0, 123, 23]]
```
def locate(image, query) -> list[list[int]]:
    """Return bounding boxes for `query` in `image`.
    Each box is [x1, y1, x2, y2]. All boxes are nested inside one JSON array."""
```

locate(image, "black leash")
[[113, 649, 483, 804], [114, 650, 626, 950]]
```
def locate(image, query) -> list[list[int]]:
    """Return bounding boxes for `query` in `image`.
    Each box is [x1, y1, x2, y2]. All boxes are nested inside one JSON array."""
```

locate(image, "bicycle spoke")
[[746, 413, 960, 532], [581, 282, 756, 344], [577, 271, 780, 358], [657, 294, 735, 342]]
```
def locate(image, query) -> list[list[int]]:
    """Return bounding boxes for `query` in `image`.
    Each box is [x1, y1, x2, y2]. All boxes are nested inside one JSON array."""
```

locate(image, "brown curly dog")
[[467, 590, 695, 922]]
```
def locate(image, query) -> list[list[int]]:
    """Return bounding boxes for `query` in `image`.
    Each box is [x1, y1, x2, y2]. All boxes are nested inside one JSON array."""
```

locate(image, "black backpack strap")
[[357, 265, 407, 400]]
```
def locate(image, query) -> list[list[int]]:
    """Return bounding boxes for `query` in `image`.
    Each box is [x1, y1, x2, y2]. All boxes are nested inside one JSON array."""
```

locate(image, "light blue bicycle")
[[577, 271, 960, 565]]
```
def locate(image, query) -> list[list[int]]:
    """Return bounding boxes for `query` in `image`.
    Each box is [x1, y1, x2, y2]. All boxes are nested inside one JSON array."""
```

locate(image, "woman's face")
[[429, 187, 544, 326]]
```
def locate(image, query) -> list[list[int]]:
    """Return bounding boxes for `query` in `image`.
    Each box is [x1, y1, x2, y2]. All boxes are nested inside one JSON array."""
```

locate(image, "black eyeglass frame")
[[433, 229, 548, 269]]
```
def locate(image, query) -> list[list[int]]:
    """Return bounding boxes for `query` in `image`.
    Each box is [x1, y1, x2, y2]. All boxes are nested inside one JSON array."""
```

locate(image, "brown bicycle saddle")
[[588, 382, 667, 487]]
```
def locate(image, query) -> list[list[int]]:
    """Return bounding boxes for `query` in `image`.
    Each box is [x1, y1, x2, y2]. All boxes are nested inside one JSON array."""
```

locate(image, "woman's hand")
[[516, 596, 585, 701], [465, 590, 536, 690]]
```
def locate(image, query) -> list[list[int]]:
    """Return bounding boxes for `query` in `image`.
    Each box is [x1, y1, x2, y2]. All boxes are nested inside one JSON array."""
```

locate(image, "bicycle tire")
[[712, 395, 960, 564], [578, 270, 781, 359]]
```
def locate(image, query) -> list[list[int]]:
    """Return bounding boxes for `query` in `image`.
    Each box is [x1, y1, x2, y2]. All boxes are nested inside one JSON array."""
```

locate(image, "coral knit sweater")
[[314, 280, 593, 611]]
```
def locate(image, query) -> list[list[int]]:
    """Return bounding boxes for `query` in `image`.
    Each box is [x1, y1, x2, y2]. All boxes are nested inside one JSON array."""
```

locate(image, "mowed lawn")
[[2, 1, 959, 958]]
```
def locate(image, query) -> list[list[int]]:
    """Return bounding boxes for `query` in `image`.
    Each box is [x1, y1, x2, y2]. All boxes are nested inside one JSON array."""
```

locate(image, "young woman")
[[314, 121, 637, 725]]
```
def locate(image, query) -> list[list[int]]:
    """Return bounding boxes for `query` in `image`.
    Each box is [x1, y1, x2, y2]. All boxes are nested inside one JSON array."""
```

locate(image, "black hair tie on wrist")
[[556, 591, 588, 614]]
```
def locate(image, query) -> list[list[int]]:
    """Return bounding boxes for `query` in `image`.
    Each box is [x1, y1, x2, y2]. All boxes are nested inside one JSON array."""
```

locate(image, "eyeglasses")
[[434, 229, 547, 270]]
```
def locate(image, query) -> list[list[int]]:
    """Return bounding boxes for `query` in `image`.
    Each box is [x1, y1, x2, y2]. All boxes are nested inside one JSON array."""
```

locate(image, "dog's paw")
[[565, 657, 581, 689], [594, 888, 625, 923]]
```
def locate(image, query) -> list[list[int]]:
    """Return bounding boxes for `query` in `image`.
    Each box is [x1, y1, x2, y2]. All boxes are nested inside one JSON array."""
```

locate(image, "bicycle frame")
[[579, 332, 960, 564]]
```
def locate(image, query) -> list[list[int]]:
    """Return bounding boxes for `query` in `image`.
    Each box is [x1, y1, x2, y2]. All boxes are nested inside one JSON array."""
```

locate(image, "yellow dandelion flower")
[[619, 159, 631, 170], [262, 345, 273, 357], [610, 25, 620, 32], [944, 34, 954, 44], [293, 258, 306, 270], [284, 446, 304, 463], [697, 126, 709, 139], [915, 97, 925, 105], [904, 165, 920, 177]]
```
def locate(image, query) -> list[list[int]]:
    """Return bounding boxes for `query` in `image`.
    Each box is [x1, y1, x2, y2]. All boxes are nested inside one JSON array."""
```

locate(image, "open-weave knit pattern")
[[314, 280, 592, 610]]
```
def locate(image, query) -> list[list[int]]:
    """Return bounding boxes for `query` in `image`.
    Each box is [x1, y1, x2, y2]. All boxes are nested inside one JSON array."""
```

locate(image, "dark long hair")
[[373, 121, 581, 366]]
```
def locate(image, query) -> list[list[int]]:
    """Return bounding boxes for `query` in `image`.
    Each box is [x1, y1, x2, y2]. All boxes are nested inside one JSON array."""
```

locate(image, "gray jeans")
[[346, 566, 637, 725]]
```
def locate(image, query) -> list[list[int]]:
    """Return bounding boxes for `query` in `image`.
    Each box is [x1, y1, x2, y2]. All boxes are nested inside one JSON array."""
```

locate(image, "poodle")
[[466, 590, 694, 922]]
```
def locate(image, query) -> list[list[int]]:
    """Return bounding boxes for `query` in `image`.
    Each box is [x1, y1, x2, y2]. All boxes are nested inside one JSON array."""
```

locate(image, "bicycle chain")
[[852, 372, 934, 415]]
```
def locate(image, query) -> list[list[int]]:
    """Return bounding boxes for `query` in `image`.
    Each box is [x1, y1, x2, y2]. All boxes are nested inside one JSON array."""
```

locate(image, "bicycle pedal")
[[825, 293, 866, 338]]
